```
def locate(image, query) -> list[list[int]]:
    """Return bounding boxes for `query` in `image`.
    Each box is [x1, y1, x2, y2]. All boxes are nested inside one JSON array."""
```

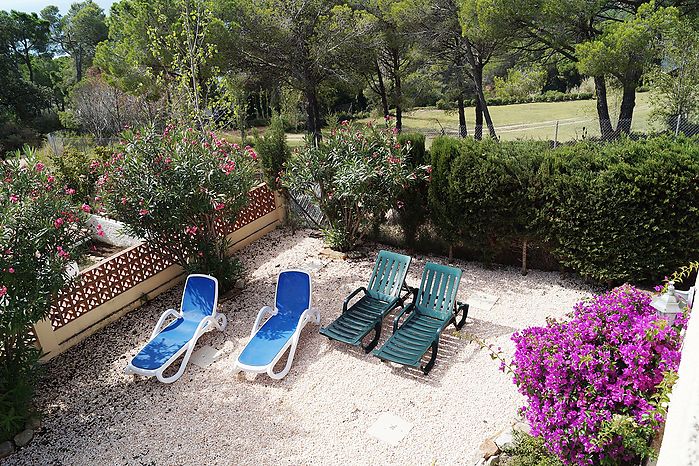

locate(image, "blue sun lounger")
[[125, 274, 227, 383], [232, 270, 320, 380]]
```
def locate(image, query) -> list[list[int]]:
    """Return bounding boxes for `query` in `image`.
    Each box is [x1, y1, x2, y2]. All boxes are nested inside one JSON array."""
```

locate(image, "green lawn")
[[361, 92, 658, 143], [224, 92, 659, 148]]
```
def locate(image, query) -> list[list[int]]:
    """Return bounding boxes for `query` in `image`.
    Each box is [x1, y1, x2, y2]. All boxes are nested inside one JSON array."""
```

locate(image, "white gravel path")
[[4, 229, 593, 466]]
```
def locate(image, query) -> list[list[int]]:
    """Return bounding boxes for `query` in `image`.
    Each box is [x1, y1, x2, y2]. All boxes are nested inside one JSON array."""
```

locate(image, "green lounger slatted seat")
[[373, 262, 468, 375], [320, 250, 412, 352]]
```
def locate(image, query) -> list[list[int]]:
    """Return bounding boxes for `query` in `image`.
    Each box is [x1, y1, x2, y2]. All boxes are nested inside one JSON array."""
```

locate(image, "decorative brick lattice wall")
[[49, 185, 277, 330]]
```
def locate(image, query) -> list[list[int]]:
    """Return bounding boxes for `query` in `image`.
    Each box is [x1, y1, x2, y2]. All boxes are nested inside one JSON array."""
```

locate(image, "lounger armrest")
[[149, 308, 181, 341], [343, 287, 367, 313], [392, 303, 415, 334], [251, 305, 276, 339]]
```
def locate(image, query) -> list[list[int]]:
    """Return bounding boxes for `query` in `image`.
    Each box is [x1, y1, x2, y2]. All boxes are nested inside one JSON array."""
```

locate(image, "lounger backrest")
[[415, 262, 462, 320], [276, 270, 311, 317], [366, 250, 412, 302], [181, 275, 218, 319]]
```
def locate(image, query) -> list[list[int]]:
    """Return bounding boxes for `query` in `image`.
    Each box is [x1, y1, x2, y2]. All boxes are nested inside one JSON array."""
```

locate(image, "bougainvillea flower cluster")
[[510, 285, 687, 465]]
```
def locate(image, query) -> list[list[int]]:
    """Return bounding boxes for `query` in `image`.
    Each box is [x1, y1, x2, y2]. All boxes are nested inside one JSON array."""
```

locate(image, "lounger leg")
[[268, 340, 299, 380], [421, 339, 439, 375], [156, 353, 190, 384], [362, 322, 382, 353], [453, 303, 469, 330]]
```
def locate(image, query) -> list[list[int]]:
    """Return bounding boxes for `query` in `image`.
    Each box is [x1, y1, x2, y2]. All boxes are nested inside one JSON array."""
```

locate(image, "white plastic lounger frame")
[[125, 274, 227, 383], [233, 269, 320, 380]]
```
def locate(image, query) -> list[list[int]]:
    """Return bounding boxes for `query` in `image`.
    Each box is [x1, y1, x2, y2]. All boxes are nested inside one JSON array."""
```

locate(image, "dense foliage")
[[0, 150, 89, 441], [283, 120, 426, 251], [256, 113, 290, 192], [427, 135, 699, 283], [394, 132, 428, 246], [510, 285, 687, 465], [98, 125, 257, 291]]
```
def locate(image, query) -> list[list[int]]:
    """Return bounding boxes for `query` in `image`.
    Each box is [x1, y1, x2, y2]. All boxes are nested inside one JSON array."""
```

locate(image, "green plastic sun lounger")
[[319, 250, 413, 352], [373, 262, 468, 375]]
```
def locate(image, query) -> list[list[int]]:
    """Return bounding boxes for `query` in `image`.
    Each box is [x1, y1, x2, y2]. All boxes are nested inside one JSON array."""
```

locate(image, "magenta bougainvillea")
[[510, 285, 687, 465]]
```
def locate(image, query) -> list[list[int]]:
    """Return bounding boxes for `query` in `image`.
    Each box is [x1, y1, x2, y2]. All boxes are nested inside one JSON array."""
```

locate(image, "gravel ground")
[[4, 229, 593, 466]]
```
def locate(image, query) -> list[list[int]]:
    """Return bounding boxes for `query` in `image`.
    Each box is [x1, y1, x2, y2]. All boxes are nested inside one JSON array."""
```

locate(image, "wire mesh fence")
[[402, 115, 699, 147]]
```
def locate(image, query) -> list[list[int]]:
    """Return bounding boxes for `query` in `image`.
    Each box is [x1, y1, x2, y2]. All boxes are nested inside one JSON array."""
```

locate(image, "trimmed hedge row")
[[426, 136, 699, 284]]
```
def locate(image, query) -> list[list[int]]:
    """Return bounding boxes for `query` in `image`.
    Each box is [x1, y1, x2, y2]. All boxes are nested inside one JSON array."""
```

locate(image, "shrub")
[[509, 285, 686, 465], [425, 135, 699, 283], [501, 431, 564, 466], [99, 125, 257, 291], [283, 120, 424, 251], [494, 67, 547, 100], [0, 149, 89, 441], [0, 122, 42, 157], [256, 113, 290, 191], [47, 145, 112, 205], [395, 132, 428, 246], [542, 136, 699, 283], [428, 136, 463, 258]]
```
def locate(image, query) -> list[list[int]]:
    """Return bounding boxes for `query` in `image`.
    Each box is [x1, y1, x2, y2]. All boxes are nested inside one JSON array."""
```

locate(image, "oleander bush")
[[98, 125, 257, 291], [509, 285, 687, 465], [283, 120, 426, 251], [0, 149, 89, 441]]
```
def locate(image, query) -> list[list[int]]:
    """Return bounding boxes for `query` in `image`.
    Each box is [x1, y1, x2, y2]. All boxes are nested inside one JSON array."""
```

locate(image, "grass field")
[[224, 92, 659, 148], [360, 92, 658, 144]]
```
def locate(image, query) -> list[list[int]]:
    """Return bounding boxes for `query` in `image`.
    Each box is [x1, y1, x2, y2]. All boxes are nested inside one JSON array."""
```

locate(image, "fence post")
[[675, 114, 682, 136], [553, 120, 559, 148]]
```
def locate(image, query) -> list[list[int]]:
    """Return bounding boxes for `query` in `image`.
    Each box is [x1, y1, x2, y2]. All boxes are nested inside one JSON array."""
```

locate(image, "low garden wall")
[[657, 274, 699, 465], [33, 184, 284, 361]]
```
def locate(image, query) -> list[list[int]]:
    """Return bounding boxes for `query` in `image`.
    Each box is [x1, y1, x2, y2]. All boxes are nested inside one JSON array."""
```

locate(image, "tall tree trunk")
[[472, 64, 497, 139], [391, 49, 402, 132], [24, 51, 34, 83], [375, 59, 389, 118], [305, 86, 322, 146], [457, 95, 467, 138], [616, 77, 638, 135], [75, 48, 83, 82], [593, 76, 614, 139], [475, 98, 483, 140]]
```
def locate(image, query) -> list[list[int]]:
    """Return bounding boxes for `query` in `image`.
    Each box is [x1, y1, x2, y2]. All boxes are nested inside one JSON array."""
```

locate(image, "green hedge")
[[395, 132, 428, 246], [428, 135, 699, 283]]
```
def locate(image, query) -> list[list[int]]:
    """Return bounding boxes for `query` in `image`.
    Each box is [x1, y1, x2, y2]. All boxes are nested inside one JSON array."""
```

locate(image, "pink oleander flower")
[[0, 285, 7, 297], [96, 224, 105, 237], [185, 226, 199, 236], [56, 246, 69, 259], [35, 162, 45, 172], [47, 175, 55, 183], [65, 188, 76, 195], [214, 202, 225, 211], [54, 217, 65, 228], [81, 203, 91, 213], [138, 209, 149, 217], [121, 197, 128, 205], [9, 194, 18, 203], [8, 268, 14, 274]]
